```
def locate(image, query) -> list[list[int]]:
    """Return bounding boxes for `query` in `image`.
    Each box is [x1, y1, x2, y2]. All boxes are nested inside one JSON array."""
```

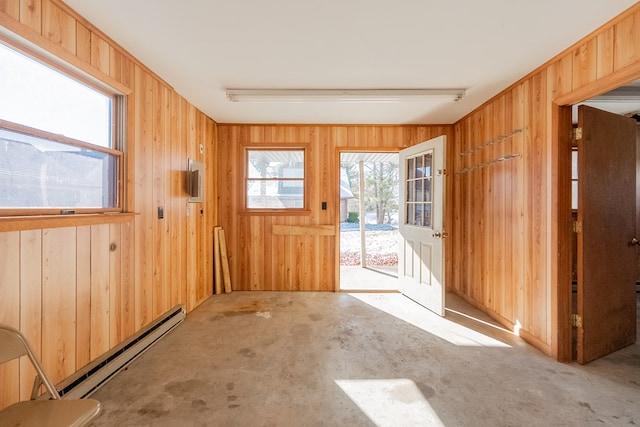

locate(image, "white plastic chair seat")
[[0, 398, 101, 427]]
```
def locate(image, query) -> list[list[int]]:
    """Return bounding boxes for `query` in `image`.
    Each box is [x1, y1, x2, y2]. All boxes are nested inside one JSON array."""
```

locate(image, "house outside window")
[[245, 148, 306, 210]]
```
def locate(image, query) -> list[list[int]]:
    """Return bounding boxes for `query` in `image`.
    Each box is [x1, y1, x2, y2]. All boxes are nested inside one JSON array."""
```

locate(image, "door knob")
[[433, 232, 442, 238], [631, 237, 640, 246]]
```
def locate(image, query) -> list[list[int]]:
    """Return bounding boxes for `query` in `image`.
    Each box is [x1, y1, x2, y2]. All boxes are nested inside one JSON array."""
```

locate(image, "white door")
[[398, 136, 446, 316]]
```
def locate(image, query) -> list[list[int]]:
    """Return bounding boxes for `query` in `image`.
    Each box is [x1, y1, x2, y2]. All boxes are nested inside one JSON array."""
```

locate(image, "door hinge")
[[437, 169, 447, 176], [571, 127, 583, 141], [571, 314, 583, 328], [572, 221, 582, 233]]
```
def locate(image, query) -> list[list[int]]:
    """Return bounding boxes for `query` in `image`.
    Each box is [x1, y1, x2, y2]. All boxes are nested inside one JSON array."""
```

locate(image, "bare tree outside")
[[339, 154, 399, 271]]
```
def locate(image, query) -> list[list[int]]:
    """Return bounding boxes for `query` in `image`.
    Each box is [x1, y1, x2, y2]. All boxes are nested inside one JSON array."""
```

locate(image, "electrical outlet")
[[158, 206, 164, 219], [321, 201, 327, 210]]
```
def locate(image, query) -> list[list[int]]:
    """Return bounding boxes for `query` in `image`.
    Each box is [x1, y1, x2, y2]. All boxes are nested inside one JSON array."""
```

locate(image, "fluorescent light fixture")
[[225, 89, 465, 103], [591, 87, 640, 102]]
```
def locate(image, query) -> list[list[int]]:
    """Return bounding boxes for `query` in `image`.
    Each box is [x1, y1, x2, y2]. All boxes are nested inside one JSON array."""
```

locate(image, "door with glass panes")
[[398, 136, 447, 316]]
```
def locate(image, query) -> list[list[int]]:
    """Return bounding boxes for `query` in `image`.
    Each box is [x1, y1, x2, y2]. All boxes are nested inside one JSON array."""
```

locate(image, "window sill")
[[0, 212, 137, 232]]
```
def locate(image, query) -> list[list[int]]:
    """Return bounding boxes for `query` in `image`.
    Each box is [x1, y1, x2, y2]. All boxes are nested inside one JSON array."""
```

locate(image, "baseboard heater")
[[55, 304, 186, 399]]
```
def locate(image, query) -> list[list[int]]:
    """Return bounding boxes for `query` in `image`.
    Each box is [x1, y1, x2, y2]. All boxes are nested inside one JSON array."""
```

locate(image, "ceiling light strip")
[[226, 89, 465, 103]]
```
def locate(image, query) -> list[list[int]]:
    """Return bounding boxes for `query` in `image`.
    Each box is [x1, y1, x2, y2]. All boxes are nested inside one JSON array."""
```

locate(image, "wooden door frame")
[[553, 68, 640, 362]]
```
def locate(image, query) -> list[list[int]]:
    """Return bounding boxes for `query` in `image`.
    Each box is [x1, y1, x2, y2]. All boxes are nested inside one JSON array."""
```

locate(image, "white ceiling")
[[63, 0, 639, 125]]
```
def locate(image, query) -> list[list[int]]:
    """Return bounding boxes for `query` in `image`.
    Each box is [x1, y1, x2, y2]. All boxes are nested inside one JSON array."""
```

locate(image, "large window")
[[0, 41, 122, 214], [245, 148, 305, 210]]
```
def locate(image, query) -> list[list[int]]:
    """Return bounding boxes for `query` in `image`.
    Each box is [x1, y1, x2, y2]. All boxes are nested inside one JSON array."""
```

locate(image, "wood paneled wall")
[[217, 4, 640, 360], [217, 125, 453, 292], [0, 0, 216, 408], [450, 3, 640, 359], [0, 1, 638, 410]]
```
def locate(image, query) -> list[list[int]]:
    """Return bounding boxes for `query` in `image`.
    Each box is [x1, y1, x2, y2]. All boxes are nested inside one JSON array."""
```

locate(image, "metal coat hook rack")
[[459, 128, 526, 157], [456, 153, 521, 174]]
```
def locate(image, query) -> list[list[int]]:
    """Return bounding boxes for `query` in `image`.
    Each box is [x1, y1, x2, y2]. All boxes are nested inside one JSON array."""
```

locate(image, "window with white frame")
[[0, 41, 123, 214]]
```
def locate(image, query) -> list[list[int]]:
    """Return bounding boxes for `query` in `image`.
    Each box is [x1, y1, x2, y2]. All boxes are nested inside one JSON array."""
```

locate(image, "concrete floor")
[[339, 266, 399, 291], [89, 292, 640, 427]]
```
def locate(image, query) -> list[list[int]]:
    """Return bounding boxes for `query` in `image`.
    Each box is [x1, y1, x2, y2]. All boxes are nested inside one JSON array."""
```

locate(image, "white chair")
[[0, 324, 101, 426]]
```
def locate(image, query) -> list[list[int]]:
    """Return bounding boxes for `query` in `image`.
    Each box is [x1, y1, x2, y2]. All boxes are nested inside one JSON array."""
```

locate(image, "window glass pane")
[[248, 150, 304, 179], [0, 43, 111, 148], [0, 127, 118, 208], [414, 204, 423, 226], [247, 179, 304, 208], [423, 152, 432, 178], [423, 203, 432, 228], [406, 179, 414, 202], [414, 177, 423, 202], [415, 155, 423, 176], [246, 149, 305, 209], [406, 203, 414, 226], [423, 177, 431, 202], [404, 151, 435, 228], [407, 158, 414, 180]]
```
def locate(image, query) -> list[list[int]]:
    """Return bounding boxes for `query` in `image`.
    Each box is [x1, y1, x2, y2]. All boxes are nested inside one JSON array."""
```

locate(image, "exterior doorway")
[[338, 151, 400, 291]]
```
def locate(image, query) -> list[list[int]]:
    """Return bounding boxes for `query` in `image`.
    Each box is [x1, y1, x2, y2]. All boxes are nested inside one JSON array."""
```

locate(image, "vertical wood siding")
[[0, 0, 216, 408], [1, 0, 639, 410], [450, 4, 640, 357], [217, 125, 454, 292]]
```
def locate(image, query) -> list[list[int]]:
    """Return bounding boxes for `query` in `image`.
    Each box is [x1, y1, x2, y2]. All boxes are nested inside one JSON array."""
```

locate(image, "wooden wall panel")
[[573, 39, 596, 90], [109, 223, 122, 347], [75, 21, 90, 63], [596, 28, 614, 79], [90, 32, 109, 74], [41, 0, 76, 54], [75, 226, 91, 369], [90, 225, 110, 361], [217, 125, 454, 292], [0, 0, 217, 410], [19, 230, 41, 400], [20, 0, 41, 33], [0, 0, 637, 411], [118, 222, 135, 341], [0, 1, 19, 20], [42, 227, 77, 384], [0, 232, 20, 409], [614, 8, 640, 71], [449, 2, 640, 358]]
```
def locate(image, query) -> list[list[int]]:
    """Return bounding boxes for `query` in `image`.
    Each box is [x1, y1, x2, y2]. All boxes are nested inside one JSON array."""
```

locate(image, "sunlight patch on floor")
[[335, 379, 444, 427], [349, 293, 511, 348]]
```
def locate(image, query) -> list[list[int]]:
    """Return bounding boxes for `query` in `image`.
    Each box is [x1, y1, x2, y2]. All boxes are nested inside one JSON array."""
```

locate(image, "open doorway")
[[567, 81, 640, 363], [339, 152, 400, 291]]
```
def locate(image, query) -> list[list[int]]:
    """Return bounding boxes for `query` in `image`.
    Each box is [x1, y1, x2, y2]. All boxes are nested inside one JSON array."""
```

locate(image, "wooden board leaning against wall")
[[0, 0, 217, 409]]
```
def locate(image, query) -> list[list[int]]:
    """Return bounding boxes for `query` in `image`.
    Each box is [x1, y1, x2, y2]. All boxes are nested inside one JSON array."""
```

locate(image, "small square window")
[[245, 148, 305, 210]]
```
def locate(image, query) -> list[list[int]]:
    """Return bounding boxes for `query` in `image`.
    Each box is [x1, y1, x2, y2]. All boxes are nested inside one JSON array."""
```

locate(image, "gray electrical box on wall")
[[188, 158, 204, 203]]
